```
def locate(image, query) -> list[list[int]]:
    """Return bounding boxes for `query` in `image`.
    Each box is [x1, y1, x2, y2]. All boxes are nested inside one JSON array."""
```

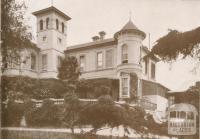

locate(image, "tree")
[[79, 95, 126, 134], [151, 28, 200, 61], [57, 56, 80, 82], [1, 0, 36, 72], [63, 93, 81, 134]]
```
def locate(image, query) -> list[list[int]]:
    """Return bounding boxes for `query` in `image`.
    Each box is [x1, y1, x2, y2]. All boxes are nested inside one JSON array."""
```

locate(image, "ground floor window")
[[120, 73, 130, 98]]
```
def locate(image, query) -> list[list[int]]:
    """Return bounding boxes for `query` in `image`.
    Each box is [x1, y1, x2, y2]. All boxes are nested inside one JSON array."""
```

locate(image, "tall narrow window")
[[62, 22, 65, 33], [151, 63, 156, 79], [144, 58, 148, 74], [168, 96, 175, 106], [106, 49, 113, 68], [46, 18, 49, 29], [40, 20, 43, 30], [57, 37, 62, 44], [31, 54, 36, 70], [56, 19, 59, 30], [42, 54, 47, 71], [57, 56, 62, 68], [121, 77, 129, 97], [122, 45, 128, 63], [80, 55, 85, 72], [97, 52, 103, 69]]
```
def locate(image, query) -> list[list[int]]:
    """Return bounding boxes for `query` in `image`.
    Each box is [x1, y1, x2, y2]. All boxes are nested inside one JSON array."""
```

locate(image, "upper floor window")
[[31, 54, 36, 70], [42, 36, 47, 42], [46, 18, 49, 29], [42, 54, 47, 71], [79, 55, 85, 72], [62, 22, 65, 33], [106, 49, 113, 68], [122, 44, 128, 63], [97, 52, 103, 69], [40, 20, 43, 30], [151, 63, 156, 79], [144, 58, 148, 74], [168, 96, 175, 106], [57, 37, 62, 44], [56, 19, 59, 30]]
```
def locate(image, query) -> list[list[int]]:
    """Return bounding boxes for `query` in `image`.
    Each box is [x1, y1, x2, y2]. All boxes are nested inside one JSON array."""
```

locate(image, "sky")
[[22, 0, 200, 90]]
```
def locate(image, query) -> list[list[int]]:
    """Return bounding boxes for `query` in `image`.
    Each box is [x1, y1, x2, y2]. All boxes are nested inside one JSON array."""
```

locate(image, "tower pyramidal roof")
[[32, 6, 71, 21]]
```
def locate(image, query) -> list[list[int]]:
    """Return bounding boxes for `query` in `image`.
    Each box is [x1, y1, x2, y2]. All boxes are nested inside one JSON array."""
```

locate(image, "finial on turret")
[[129, 11, 132, 21], [51, 0, 54, 7]]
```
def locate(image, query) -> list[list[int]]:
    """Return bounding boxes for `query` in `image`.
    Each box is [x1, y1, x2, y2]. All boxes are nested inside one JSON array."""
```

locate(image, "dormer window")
[[122, 44, 128, 63], [62, 22, 65, 33], [56, 19, 59, 30], [40, 20, 43, 30], [46, 18, 49, 29]]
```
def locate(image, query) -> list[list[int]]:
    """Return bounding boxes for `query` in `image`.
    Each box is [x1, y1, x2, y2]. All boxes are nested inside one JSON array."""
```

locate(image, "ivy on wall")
[[76, 78, 119, 100]]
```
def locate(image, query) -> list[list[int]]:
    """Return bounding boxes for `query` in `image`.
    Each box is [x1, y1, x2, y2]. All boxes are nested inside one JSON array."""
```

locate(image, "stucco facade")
[[3, 6, 169, 112]]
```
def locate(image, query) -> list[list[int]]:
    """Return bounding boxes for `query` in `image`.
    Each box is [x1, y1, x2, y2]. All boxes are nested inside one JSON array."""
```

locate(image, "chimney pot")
[[99, 31, 106, 40], [92, 36, 100, 41]]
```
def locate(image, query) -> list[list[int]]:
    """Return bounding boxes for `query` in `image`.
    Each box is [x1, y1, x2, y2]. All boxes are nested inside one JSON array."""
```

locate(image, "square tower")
[[33, 6, 71, 78]]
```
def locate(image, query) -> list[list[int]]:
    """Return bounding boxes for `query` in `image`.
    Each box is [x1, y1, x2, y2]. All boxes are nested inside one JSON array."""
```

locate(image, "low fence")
[[1, 128, 135, 139]]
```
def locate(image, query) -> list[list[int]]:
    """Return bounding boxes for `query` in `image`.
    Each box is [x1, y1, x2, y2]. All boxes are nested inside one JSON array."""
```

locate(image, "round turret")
[[115, 20, 146, 77]]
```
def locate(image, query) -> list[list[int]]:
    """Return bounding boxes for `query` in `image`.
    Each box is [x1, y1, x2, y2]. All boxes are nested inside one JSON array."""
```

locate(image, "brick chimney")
[[99, 31, 106, 40], [92, 36, 100, 41]]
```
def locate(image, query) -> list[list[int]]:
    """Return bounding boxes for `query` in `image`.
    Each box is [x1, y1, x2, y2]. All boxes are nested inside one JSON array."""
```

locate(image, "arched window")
[[56, 19, 59, 30], [122, 44, 128, 63], [46, 18, 49, 29], [40, 20, 43, 30], [62, 22, 64, 33]]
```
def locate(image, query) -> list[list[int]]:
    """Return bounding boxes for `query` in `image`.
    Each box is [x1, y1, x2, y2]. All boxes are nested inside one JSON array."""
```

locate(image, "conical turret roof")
[[114, 19, 146, 39], [121, 20, 138, 30]]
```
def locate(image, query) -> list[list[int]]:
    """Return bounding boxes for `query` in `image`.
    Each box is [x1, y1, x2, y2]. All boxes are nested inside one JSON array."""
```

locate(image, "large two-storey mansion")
[[3, 6, 169, 113]]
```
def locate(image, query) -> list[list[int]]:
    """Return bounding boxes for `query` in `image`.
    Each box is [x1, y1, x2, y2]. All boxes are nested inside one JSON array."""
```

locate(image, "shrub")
[[2, 101, 25, 127], [76, 78, 119, 100], [25, 99, 63, 127]]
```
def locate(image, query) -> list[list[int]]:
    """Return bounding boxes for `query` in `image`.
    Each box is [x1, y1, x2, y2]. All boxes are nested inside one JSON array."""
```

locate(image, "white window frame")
[[42, 54, 47, 71], [57, 55, 62, 68], [31, 53, 36, 70], [105, 49, 114, 68], [57, 37, 62, 44], [120, 73, 130, 98], [97, 51, 103, 69], [42, 36, 47, 42], [122, 44, 128, 64], [79, 55, 86, 72]]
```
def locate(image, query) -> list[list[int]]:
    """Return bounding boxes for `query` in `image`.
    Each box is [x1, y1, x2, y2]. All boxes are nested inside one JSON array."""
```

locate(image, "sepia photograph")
[[0, 0, 200, 139]]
